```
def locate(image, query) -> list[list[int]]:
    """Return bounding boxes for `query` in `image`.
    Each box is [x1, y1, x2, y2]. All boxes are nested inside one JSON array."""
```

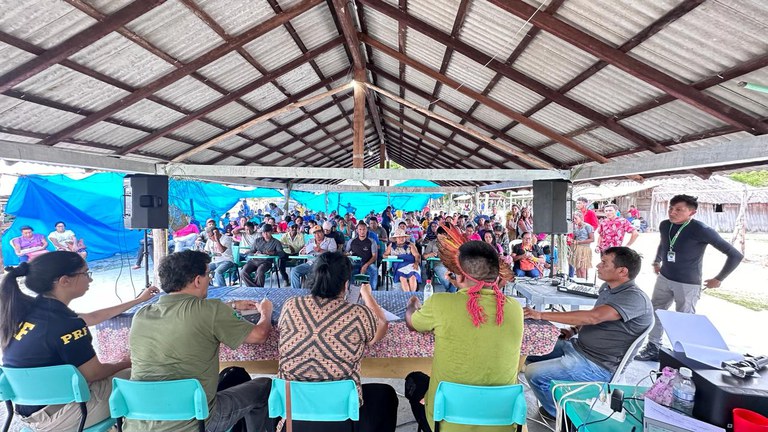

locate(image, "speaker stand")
[[142, 229, 151, 288]]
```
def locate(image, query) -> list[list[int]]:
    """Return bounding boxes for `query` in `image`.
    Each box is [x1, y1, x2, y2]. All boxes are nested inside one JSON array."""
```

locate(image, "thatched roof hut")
[[575, 176, 768, 232]]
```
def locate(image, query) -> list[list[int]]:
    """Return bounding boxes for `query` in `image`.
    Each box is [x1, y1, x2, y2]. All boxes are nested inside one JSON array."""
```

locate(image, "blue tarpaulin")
[[1, 173, 281, 265], [290, 181, 442, 218]]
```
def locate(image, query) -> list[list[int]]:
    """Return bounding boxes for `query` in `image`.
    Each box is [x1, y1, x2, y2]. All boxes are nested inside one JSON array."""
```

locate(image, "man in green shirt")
[[128, 250, 273, 432], [405, 241, 524, 432]]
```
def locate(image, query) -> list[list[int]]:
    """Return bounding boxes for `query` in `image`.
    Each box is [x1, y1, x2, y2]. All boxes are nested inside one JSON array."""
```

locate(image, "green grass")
[[705, 289, 768, 311]]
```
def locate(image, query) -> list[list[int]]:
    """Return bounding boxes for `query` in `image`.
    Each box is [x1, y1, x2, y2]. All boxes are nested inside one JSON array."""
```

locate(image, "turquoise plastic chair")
[[268, 379, 358, 429], [0, 365, 116, 432], [432, 382, 526, 432], [109, 378, 208, 432], [223, 244, 243, 286]]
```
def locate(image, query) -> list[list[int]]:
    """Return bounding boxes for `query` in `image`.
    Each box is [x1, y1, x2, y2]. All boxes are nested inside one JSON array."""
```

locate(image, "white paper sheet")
[[656, 310, 744, 368], [644, 399, 725, 432]]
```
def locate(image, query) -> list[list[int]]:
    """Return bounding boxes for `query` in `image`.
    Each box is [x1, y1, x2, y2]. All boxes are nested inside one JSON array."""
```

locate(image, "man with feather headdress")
[[404, 223, 524, 432]]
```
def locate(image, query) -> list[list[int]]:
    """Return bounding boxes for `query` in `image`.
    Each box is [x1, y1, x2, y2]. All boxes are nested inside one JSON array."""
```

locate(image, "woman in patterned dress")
[[384, 228, 422, 292], [569, 212, 594, 278], [277, 251, 397, 432]]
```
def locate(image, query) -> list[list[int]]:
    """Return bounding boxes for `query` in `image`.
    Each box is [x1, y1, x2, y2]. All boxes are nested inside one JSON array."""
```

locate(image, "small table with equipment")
[[512, 278, 598, 311], [552, 381, 646, 432]]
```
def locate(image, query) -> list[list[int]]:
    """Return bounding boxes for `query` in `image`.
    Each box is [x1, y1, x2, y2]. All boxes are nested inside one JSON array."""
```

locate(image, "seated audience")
[[384, 229, 421, 292], [205, 227, 235, 288], [290, 225, 337, 289], [240, 224, 284, 287], [234, 221, 258, 253], [194, 218, 217, 251], [420, 228, 455, 293], [280, 223, 305, 283], [323, 221, 345, 249], [1, 251, 158, 432], [172, 222, 200, 253], [463, 224, 481, 241], [512, 232, 545, 278], [523, 247, 652, 420], [482, 230, 504, 255], [10, 226, 49, 263], [494, 223, 510, 255], [47, 221, 87, 259], [405, 240, 523, 432], [128, 250, 273, 432], [345, 221, 379, 290], [278, 251, 396, 432]]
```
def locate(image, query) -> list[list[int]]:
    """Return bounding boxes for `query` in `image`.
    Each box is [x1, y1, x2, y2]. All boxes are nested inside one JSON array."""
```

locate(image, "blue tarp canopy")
[[2, 173, 281, 265], [290, 181, 443, 218]]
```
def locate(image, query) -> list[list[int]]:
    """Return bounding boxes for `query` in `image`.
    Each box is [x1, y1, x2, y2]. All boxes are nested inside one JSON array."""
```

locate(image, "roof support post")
[[353, 76, 366, 168]]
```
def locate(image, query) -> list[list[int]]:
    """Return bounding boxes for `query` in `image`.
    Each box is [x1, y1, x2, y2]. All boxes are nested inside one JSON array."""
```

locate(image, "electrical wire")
[[421, 1, 546, 109]]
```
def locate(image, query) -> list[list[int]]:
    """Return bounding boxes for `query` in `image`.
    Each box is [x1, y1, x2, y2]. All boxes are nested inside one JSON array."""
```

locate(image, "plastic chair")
[[432, 381, 526, 432], [610, 315, 655, 383], [223, 244, 243, 286], [268, 378, 358, 430], [0, 365, 116, 432], [109, 378, 208, 432]]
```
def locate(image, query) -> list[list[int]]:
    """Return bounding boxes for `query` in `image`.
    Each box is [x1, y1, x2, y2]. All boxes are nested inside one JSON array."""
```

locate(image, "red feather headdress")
[[437, 223, 515, 327]]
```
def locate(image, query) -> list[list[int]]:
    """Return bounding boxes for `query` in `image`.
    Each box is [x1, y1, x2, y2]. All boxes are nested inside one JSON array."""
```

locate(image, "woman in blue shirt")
[[0, 251, 158, 432]]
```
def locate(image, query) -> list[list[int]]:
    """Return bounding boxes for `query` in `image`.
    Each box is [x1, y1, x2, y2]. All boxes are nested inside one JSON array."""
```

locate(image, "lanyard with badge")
[[667, 220, 690, 262]]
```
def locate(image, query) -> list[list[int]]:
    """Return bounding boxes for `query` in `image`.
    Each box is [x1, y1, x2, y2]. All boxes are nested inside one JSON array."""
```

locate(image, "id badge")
[[667, 251, 676, 262]]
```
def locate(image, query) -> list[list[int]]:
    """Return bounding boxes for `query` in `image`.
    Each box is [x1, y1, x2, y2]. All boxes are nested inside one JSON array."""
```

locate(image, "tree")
[[730, 170, 768, 187]]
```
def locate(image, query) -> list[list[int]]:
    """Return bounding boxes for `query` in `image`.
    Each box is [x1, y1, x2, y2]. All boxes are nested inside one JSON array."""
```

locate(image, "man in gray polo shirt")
[[522, 247, 652, 421]]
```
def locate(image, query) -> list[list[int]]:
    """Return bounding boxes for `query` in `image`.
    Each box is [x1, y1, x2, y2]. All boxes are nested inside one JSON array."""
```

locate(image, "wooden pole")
[[353, 78, 366, 168], [172, 82, 353, 162]]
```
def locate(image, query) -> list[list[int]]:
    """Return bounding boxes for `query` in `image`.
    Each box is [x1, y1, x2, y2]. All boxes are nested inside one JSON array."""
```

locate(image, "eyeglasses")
[[73, 271, 92, 278]]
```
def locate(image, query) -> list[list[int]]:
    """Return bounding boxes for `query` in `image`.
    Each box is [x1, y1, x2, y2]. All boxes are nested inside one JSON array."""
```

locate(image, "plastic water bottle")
[[423, 279, 434, 302], [672, 367, 696, 416]]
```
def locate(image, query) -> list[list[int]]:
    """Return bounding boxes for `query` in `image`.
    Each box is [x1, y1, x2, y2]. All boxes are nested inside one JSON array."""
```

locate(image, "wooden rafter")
[[38, 0, 324, 147], [361, 34, 609, 164], [488, 0, 768, 135], [370, 66, 562, 167], [361, 0, 667, 154], [0, 0, 166, 93]]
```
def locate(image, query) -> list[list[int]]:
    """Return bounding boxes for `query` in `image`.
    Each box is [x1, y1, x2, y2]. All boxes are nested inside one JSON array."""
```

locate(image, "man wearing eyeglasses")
[[129, 250, 273, 432]]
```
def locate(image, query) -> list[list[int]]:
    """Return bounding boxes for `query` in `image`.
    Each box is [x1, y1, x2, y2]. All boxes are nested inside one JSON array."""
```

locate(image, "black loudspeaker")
[[533, 179, 572, 234], [123, 174, 169, 229]]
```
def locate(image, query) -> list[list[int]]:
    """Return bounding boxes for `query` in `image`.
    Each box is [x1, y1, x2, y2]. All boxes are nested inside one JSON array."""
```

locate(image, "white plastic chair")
[[610, 315, 655, 384]]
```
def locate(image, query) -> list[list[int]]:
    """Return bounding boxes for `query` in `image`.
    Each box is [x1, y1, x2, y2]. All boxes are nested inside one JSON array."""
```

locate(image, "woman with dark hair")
[[0, 251, 159, 432], [277, 251, 397, 432], [381, 206, 393, 235], [482, 230, 503, 255]]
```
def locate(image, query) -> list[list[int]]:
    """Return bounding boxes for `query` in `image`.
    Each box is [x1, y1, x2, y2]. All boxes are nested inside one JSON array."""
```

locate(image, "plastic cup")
[[734, 408, 768, 432]]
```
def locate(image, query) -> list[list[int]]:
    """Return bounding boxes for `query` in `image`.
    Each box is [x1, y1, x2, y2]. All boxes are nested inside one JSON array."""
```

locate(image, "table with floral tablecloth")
[[95, 287, 560, 364]]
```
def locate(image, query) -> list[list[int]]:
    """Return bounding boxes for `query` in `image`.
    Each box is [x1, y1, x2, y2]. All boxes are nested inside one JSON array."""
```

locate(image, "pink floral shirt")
[[596, 217, 635, 251]]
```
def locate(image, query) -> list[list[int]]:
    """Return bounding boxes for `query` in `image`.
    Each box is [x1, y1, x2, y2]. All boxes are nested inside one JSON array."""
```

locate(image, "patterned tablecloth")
[[95, 287, 560, 363]]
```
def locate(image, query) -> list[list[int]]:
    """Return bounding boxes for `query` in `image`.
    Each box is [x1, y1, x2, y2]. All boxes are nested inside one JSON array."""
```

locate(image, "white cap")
[[679, 367, 692, 378]]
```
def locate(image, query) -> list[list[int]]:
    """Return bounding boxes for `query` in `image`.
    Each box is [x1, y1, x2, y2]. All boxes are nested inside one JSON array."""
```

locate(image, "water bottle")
[[672, 367, 696, 416], [423, 279, 434, 302]]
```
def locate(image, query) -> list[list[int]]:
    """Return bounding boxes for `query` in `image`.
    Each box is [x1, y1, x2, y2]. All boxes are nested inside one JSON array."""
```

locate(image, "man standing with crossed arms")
[[635, 194, 743, 362]]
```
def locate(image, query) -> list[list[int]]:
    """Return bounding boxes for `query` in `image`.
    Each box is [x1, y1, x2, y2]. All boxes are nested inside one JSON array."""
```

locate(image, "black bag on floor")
[[217, 366, 252, 432]]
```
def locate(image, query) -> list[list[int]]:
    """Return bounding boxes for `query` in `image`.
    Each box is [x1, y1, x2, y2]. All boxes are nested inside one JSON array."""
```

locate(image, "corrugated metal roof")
[[629, 0, 768, 83], [0, 0, 765, 183], [196, 51, 262, 93], [125, 1, 224, 64], [0, 0, 95, 49], [13, 65, 129, 111], [565, 65, 665, 116], [69, 32, 176, 88], [619, 100, 728, 141], [513, 32, 600, 89]]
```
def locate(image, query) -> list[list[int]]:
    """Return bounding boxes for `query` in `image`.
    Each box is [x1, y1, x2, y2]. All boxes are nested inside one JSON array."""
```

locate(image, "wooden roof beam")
[[488, 0, 768, 135], [370, 66, 561, 167], [237, 109, 354, 165], [0, 0, 166, 93], [329, 0, 386, 164], [303, 130, 378, 168], [38, 0, 324, 147], [208, 92, 353, 164], [383, 126, 477, 169], [361, 0, 666, 154], [361, 36, 608, 164], [242, 120, 355, 166]]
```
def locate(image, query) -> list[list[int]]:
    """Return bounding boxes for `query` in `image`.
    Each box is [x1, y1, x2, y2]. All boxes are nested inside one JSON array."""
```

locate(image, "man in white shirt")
[[290, 225, 337, 289], [205, 227, 235, 287]]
